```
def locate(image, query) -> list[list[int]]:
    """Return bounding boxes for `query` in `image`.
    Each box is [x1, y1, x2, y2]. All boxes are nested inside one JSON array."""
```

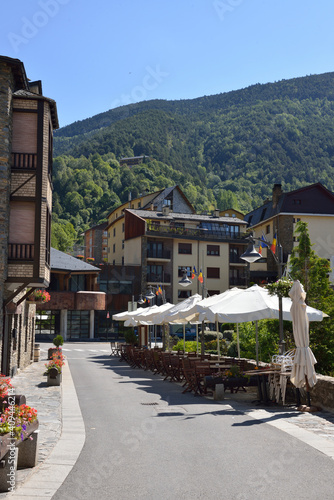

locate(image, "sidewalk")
[[1, 350, 334, 498], [0, 351, 85, 500]]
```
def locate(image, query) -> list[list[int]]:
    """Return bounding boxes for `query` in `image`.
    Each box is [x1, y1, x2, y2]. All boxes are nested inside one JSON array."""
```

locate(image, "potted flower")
[[44, 351, 65, 386], [0, 404, 38, 461], [28, 289, 51, 303], [48, 335, 64, 360], [0, 375, 13, 412]]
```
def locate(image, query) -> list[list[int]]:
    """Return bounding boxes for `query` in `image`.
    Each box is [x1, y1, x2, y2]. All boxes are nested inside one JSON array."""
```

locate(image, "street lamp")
[[178, 267, 206, 355], [240, 234, 285, 354]]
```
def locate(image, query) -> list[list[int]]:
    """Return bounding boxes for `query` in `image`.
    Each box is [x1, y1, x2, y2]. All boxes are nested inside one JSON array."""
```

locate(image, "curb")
[[6, 361, 85, 499]]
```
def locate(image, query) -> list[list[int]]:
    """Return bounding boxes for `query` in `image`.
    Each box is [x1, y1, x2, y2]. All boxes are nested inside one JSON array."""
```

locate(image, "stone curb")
[[3, 361, 85, 499]]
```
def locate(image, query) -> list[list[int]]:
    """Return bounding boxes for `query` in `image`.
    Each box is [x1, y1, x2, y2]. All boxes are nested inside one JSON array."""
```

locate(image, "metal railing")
[[147, 224, 245, 241], [147, 249, 171, 259], [147, 273, 171, 283]]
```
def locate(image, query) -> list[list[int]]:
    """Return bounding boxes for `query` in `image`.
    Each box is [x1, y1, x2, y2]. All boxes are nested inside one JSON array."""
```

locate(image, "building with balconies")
[[106, 186, 248, 309], [35, 248, 106, 341], [0, 56, 58, 375]]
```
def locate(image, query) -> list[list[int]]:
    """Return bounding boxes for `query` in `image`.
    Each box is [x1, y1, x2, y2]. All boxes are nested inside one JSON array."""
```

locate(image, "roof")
[[0, 56, 29, 90], [82, 222, 107, 234], [126, 209, 246, 225], [142, 185, 196, 213], [14, 89, 59, 129], [245, 183, 334, 227], [51, 248, 101, 272]]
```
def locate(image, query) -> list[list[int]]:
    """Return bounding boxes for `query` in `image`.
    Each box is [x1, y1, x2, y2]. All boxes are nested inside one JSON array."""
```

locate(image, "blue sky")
[[2, 0, 334, 128]]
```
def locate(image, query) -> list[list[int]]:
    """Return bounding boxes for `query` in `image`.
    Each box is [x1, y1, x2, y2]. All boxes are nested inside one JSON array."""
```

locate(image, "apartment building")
[[0, 56, 58, 375], [83, 221, 108, 264], [244, 183, 334, 283], [107, 186, 248, 306]]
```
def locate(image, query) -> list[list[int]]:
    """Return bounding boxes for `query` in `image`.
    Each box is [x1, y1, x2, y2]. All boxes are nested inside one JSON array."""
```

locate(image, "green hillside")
[[52, 72, 334, 249]]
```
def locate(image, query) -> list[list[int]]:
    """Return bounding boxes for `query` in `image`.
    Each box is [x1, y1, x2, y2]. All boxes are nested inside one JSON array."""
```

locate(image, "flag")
[[191, 266, 196, 279], [271, 233, 277, 254], [198, 269, 204, 283], [259, 234, 269, 255], [155, 286, 159, 296], [158, 286, 162, 295], [106, 312, 110, 319]]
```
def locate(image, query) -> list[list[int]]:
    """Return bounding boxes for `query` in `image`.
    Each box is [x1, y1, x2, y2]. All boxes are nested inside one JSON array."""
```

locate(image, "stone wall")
[[0, 62, 14, 360], [310, 374, 334, 410]]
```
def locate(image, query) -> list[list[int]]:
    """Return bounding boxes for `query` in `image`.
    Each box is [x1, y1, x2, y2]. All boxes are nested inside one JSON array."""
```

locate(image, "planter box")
[[47, 368, 62, 386], [0, 420, 39, 461], [48, 347, 61, 360]]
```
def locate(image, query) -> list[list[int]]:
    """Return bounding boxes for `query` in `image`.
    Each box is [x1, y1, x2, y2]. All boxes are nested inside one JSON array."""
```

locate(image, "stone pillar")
[[89, 310, 95, 339], [60, 309, 67, 341]]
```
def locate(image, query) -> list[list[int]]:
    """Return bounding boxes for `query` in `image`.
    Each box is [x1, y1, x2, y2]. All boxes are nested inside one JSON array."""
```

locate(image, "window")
[[293, 199, 301, 205], [178, 290, 191, 299], [121, 256, 124, 266], [122, 223, 124, 233], [178, 242, 192, 254], [113, 244, 115, 253], [260, 208, 267, 221], [138, 201, 141, 208], [266, 225, 270, 234], [207, 244, 220, 256], [207, 267, 220, 279], [122, 240, 124, 249], [113, 228, 116, 237], [178, 266, 191, 277]]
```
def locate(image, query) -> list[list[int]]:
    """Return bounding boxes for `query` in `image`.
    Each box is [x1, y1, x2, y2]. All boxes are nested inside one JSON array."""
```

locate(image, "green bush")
[[172, 341, 198, 352], [53, 335, 64, 348], [124, 329, 138, 345]]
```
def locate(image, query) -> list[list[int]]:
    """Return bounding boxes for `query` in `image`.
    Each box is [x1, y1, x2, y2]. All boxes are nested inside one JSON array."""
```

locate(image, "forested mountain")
[[52, 72, 334, 249]]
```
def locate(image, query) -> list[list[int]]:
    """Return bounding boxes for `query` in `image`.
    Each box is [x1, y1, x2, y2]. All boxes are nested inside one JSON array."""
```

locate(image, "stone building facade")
[[0, 56, 58, 376]]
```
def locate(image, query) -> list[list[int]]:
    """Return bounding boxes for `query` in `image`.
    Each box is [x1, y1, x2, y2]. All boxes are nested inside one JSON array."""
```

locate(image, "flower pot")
[[47, 368, 62, 386], [48, 348, 59, 360]]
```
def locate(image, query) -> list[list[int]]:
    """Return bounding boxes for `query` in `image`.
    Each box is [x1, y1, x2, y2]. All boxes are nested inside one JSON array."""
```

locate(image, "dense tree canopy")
[[52, 72, 334, 245]]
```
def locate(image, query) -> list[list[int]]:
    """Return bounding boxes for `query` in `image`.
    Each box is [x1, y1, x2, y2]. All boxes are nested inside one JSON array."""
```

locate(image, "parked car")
[[172, 327, 197, 341]]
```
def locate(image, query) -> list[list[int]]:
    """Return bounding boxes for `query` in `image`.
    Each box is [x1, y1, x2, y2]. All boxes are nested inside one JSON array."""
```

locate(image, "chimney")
[[162, 206, 170, 216], [213, 209, 220, 218], [272, 184, 282, 209]]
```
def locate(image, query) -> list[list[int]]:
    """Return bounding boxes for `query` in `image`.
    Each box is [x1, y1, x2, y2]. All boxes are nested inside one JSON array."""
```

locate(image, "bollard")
[[34, 344, 40, 362], [214, 384, 225, 401]]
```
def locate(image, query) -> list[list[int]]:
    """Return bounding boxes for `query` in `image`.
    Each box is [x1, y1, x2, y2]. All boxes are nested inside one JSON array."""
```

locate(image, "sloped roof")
[[51, 248, 101, 272], [127, 209, 246, 225], [143, 185, 196, 213], [245, 183, 334, 227], [13, 89, 59, 129]]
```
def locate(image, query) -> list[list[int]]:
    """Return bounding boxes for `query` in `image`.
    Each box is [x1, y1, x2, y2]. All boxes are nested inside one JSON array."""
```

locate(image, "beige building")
[[244, 183, 334, 283], [106, 186, 248, 305]]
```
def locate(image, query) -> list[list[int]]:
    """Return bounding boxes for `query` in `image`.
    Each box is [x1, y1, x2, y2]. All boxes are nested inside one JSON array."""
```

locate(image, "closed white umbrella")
[[289, 280, 317, 389], [112, 307, 146, 322]]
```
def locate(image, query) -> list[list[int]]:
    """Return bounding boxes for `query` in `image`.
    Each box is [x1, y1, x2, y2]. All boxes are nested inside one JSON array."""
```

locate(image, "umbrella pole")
[[255, 320, 259, 366], [183, 323, 186, 352], [196, 324, 199, 355], [237, 323, 240, 359], [216, 318, 220, 360], [305, 375, 311, 407]]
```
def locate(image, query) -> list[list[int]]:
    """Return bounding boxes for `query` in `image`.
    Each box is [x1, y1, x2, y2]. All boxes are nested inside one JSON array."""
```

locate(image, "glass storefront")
[[66, 311, 89, 340]]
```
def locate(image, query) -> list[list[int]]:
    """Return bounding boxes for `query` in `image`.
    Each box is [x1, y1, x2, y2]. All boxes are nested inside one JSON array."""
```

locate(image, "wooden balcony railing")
[[8, 243, 34, 260], [11, 153, 37, 170]]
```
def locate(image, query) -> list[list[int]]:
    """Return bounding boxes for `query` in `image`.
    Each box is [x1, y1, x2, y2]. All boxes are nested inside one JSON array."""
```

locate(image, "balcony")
[[229, 277, 247, 287], [147, 273, 171, 285], [8, 243, 34, 260], [146, 224, 246, 241], [11, 153, 37, 170], [147, 249, 171, 261]]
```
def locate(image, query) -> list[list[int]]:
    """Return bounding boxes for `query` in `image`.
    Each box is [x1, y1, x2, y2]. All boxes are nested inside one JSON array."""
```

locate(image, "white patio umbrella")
[[289, 280, 317, 389], [195, 284, 327, 364], [153, 294, 203, 350], [124, 303, 175, 326], [112, 307, 146, 322], [198, 285, 327, 324]]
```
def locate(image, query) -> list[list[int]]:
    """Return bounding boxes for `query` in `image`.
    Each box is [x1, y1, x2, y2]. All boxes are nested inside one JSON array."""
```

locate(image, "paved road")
[[52, 343, 334, 500]]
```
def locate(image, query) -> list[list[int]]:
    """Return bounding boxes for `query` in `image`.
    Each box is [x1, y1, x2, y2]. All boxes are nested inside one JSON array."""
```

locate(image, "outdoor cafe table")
[[244, 369, 282, 405]]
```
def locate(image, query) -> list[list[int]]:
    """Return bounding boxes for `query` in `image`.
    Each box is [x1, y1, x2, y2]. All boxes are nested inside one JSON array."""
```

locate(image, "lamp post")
[[240, 234, 285, 354], [178, 267, 206, 355]]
